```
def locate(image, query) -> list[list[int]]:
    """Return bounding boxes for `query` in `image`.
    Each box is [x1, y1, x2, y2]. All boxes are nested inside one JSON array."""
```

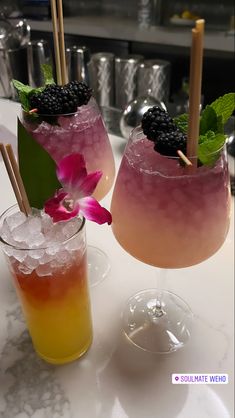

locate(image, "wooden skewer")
[[57, 0, 67, 84], [6, 144, 32, 215], [177, 150, 193, 166], [50, 0, 62, 85], [0, 143, 31, 216]]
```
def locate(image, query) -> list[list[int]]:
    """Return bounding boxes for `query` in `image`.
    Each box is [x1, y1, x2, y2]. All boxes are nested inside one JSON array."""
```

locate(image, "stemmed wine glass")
[[21, 96, 115, 287], [111, 126, 231, 353]]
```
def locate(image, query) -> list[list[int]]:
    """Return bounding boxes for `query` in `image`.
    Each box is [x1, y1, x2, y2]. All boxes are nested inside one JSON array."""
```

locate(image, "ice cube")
[[36, 263, 52, 277], [27, 217, 42, 234], [12, 250, 27, 263], [58, 250, 70, 264], [41, 212, 53, 233], [27, 232, 45, 248], [6, 211, 27, 231], [18, 263, 34, 275], [24, 255, 39, 270], [46, 244, 60, 256], [30, 249, 45, 260], [12, 222, 29, 243]]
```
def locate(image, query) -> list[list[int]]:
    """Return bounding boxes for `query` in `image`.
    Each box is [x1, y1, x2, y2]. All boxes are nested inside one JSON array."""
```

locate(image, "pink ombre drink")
[[111, 127, 231, 268], [21, 98, 115, 201]]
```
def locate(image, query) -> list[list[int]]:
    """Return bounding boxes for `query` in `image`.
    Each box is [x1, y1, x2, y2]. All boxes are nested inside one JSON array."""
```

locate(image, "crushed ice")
[[0, 210, 83, 276]]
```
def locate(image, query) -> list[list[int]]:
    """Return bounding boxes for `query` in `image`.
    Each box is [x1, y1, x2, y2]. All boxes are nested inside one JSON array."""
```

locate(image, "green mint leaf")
[[200, 106, 218, 134], [12, 79, 44, 111], [198, 132, 226, 166], [42, 63, 55, 85], [198, 130, 215, 143], [173, 113, 188, 133], [12, 80, 35, 111], [18, 119, 61, 209], [12, 79, 34, 94], [210, 93, 235, 125]]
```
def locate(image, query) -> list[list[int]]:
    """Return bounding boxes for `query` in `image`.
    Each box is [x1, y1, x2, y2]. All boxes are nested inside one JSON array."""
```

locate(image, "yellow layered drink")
[[0, 206, 92, 364]]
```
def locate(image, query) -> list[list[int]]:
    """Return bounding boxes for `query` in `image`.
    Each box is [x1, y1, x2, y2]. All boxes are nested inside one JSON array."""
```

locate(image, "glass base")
[[36, 336, 92, 364], [87, 245, 111, 287], [122, 289, 193, 354]]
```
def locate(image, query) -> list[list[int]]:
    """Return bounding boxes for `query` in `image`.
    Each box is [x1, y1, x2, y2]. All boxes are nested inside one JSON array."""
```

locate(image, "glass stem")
[[153, 268, 167, 318]]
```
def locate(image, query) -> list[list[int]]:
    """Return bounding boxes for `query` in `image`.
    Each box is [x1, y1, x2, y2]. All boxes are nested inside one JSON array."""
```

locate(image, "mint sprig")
[[12, 64, 55, 112], [198, 132, 225, 165], [174, 92, 235, 166], [173, 113, 188, 134], [41, 63, 55, 86]]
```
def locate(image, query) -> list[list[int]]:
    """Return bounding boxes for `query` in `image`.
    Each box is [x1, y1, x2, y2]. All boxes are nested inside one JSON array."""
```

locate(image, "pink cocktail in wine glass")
[[111, 126, 231, 353]]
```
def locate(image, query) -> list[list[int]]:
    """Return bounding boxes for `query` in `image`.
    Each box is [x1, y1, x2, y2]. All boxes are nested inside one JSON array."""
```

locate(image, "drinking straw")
[[50, 0, 67, 85], [0, 143, 31, 216], [6, 144, 32, 215], [187, 19, 205, 166], [57, 0, 68, 84], [50, 0, 62, 84]]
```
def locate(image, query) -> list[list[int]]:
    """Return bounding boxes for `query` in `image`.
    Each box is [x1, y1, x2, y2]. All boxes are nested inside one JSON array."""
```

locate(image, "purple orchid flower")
[[44, 154, 112, 225]]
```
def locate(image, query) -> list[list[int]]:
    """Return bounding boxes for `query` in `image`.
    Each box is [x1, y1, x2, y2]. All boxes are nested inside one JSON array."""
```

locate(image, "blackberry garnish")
[[154, 130, 187, 157], [66, 81, 92, 106], [142, 106, 176, 141], [29, 85, 78, 115]]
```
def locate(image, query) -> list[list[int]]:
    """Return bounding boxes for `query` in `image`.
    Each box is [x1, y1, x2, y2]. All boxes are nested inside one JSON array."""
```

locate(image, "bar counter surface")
[[0, 98, 234, 418]]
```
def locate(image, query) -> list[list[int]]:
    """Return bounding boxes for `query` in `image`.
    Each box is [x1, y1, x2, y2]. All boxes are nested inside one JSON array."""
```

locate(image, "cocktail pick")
[[177, 150, 192, 166]]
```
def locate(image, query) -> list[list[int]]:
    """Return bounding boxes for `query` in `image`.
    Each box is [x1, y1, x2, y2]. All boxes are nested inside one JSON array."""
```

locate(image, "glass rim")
[[131, 126, 225, 159], [0, 204, 86, 251]]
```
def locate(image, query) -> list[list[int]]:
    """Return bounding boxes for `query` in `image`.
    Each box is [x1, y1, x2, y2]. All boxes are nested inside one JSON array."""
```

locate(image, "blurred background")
[[0, 0, 234, 115]]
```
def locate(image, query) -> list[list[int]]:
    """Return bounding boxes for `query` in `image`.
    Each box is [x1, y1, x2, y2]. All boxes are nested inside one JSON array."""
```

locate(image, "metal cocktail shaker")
[[88, 52, 115, 107], [115, 55, 143, 110], [27, 40, 51, 88], [66, 45, 91, 86], [137, 59, 171, 103]]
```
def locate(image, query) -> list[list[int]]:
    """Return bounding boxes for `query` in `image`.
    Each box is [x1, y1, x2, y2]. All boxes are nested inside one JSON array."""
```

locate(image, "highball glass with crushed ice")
[[0, 206, 92, 364]]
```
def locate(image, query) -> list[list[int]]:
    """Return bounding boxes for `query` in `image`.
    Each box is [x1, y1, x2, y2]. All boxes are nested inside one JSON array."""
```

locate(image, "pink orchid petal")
[[57, 154, 87, 190], [57, 154, 103, 199], [79, 197, 112, 225], [45, 190, 79, 222], [77, 171, 103, 198]]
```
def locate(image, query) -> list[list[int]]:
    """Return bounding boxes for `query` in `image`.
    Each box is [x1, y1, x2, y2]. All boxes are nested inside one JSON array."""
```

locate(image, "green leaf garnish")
[[18, 119, 61, 209], [200, 106, 220, 134], [12, 80, 35, 111], [12, 64, 55, 112], [174, 93, 235, 166], [198, 132, 226, 166], [173, 113, 188, 134], [210, 93, 235, 125], [12, 80, 43, 112]]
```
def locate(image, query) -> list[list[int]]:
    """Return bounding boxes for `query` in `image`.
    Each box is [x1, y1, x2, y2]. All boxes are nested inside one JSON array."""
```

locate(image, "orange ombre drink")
[[0, 206, 92, 364]]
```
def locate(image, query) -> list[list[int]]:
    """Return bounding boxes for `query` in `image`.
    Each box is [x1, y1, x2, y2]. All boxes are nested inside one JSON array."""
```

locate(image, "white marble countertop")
[[28, 16, 234, 54], [0, 98, 234, 418]]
